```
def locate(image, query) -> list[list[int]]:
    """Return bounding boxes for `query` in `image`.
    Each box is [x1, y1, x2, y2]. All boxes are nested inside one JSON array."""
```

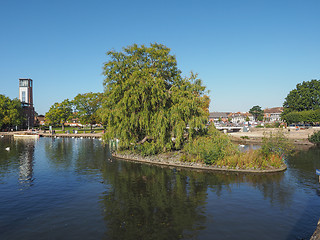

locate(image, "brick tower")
[[19, 79, 35, 129]]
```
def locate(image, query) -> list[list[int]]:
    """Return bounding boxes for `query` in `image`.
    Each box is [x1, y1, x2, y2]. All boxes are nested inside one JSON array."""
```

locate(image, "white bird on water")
[[5, 147, 10, 151], [239, 144, 245, 148]]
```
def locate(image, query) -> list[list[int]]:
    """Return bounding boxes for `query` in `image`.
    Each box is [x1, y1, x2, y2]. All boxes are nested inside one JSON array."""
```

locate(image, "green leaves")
[[308, 131, 320, 145], [100, 43, 210, 154], [282, 79, 320, 123], [73, 92, 103, 126], [249, 105, 264, 121], [45, 99, 73, 127], [0, 95, 24, 130], [283, 79, 320, 113]]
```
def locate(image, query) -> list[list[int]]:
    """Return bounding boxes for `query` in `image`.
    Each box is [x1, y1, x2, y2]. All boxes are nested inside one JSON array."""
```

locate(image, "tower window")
[[22, 91, 26, 102]]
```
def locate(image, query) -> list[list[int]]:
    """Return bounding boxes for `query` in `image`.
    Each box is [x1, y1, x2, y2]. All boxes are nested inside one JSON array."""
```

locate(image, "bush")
[[182, 128, 292, 170], [184, 126, 239, 165], [308, 131, 320, 145], [260, 131, 294, 158]]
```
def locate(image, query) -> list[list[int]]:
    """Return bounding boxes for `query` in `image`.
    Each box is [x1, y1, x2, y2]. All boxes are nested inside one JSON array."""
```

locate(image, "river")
[[0, 136, 319, 240]]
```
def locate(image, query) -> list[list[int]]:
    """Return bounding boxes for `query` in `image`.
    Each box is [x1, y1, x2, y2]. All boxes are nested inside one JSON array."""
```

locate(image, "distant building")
[[19, 78, 35, 128], [228, 112, 254, 123], [35, 115, 45, 126], [209, 112, 231, 123], [263, 107, 283, 122]]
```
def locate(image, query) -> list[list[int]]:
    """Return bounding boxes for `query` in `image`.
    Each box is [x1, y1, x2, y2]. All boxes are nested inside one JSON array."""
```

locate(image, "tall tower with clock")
[[19, 78, 35, 128]]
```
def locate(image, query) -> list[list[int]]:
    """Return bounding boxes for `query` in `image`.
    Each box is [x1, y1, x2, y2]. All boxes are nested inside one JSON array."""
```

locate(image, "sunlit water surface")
[[0, 137, 319, 240]]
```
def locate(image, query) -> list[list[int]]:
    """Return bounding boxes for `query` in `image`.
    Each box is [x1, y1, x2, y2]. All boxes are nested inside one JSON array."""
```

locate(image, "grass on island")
[[180, 127, 294, 170]]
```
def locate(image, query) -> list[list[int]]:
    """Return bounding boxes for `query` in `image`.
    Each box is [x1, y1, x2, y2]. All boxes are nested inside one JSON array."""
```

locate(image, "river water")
[[0, 136, 319, 240]]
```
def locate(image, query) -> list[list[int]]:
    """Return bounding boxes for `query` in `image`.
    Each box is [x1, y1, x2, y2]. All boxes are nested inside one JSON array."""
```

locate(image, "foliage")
[[308, 131, 320, 145], [45, 99, 73, 130], [0, 94, 24, 130], [263, 122, 281, 128], [260, 131, 294, 159], [100, 43, 209, 154], [249, 105, 264, 121], [283, 79, 320, 115], [182, 127, 291, 170], [282, 109, 320, 124], [73, 92, 103, 128], [215, 150, 283, 170], [183, 126, 239, 165], [240, 136, 249, 139]]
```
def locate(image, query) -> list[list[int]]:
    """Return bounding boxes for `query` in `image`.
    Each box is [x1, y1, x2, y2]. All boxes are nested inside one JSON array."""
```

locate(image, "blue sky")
[[1, 0, 319, 114]]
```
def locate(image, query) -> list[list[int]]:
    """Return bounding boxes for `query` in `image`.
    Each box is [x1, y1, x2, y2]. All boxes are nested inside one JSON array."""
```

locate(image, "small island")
[[98, 43, 293, 173]]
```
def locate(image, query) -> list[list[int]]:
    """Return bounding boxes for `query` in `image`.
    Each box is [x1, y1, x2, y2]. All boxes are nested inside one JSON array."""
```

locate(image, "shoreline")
[[112, 152, 287, 174], [229, 127, 319, 146]]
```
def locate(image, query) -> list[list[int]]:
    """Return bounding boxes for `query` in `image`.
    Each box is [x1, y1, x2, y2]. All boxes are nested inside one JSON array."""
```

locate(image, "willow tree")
[[100, 43, 210, 154]]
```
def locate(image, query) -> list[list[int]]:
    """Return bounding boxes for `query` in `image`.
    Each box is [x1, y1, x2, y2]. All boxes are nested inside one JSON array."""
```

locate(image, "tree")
[[100, 43, 209, 154], [45, 99, 73, 130], [249, 105, 264, 121], [73, 92, 103, 130], [0, 94, 24, 130], [283, 79, 320, 114]]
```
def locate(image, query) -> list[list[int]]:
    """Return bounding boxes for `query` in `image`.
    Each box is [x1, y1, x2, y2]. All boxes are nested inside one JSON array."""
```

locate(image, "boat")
[[14, 132, 40, 139]]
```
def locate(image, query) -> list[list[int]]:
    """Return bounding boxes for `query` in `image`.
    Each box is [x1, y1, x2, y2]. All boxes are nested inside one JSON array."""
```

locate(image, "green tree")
[[45, 99, 73, 130], [0, 94, 24, 130], [249, 105, 264, 121], [100, 43, 209, 154], [283, 79, 320, 114], [73, 92, 103, 130]]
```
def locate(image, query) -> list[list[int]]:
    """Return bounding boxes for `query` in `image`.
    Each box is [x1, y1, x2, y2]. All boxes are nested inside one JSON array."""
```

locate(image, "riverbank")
[[0, 131, 103, 139], [112, 151, 287, 174], [229, 127, 320, 146], [311, 219, 320, 240]]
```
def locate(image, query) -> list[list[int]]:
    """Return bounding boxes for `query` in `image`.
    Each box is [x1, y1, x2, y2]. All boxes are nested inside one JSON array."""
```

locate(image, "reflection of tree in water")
[[284, 146, 320, 196], [74, 140, 111, 176], [44, 138, 75, 169], [205, 172, 294, 207], [99, 161, 208, 240]]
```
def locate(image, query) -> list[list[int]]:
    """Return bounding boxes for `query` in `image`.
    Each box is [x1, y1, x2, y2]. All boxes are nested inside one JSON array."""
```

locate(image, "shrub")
[[260, 131, 294, 158], [184, 126, 239, 165], [308, 131, 320, 145], [240, 136, 249, 139]]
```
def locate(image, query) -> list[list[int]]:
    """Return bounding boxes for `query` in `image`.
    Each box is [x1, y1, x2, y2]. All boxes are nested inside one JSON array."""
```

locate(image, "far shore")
[[0, 130, 103, 139], [229, 127, 319, 146]]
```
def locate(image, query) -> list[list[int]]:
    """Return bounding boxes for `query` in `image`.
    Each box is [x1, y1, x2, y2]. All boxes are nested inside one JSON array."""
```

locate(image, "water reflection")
[[99, 161, 207, 240], [1, 137, 320, 239], [0, 136, 36, 188], [17, 139, 36, 189], [286, 146, 320, 191]]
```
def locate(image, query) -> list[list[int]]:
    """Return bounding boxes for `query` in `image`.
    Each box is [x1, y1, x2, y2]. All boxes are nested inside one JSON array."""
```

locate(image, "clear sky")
[[1, 0, 319, 114]]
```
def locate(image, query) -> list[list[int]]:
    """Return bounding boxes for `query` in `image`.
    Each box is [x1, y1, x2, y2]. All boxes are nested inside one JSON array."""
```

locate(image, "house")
[[35, 115, 45, 126], [208, 112, 231, 123], [228, 112, 254, 123], [264, 107, 283, 122]]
